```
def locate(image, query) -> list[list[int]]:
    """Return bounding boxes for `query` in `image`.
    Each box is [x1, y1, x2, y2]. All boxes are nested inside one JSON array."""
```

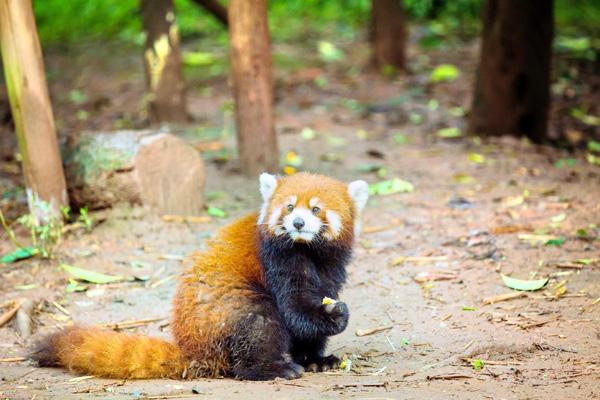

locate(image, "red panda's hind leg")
[[227, 304, 303, 380]]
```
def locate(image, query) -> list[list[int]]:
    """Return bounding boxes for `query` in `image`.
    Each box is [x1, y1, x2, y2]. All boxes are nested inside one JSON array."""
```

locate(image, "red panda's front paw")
[[323, 301, 349, 334], [305, 354, 341, 372]]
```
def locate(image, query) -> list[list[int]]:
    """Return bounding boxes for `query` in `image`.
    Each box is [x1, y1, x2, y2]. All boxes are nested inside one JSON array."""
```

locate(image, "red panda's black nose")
[[293, 218, 305, 230]]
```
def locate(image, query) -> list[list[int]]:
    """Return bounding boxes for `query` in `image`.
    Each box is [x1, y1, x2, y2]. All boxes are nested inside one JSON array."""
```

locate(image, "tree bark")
[[190, 0, 228, 27], [141, 0, 188, 123], [371, 0, 407, 72], [228, 0, 278, 176], [0, 0, 68, 220], [468, 0, 553, 142]]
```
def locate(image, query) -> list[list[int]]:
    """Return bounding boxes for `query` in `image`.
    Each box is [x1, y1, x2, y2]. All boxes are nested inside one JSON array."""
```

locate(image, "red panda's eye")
[[287, 204, 294, 212], [312, 206, 320, 215]]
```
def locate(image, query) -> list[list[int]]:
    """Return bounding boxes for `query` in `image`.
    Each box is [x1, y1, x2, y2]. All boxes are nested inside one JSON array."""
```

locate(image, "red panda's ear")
[[347, 180, 369, 213], [259, 173, 278, 202]]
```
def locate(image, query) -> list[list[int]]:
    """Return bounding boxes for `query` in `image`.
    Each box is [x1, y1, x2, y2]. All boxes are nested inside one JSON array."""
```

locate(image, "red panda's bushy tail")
[[32, 326, 188, 379]]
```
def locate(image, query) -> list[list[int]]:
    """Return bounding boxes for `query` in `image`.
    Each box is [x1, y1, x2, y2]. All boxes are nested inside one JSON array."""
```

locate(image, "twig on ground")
[[325, 381, 388, 391], [0, 299, 24, 327], [161, 215, 212, 224], [355, 324, 393, 337], [461, 357, 524, 366], [519, 316, 560, 329], [98, 317, 166, 330], [426, 374, 473, 380], [482, 292, 526, 305], [0, 357, 27, 362], [52, 301, 70, 316]]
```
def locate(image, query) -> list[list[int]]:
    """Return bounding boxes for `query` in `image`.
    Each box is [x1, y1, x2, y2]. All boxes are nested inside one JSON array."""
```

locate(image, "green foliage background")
[[33, 0, 600, 48]]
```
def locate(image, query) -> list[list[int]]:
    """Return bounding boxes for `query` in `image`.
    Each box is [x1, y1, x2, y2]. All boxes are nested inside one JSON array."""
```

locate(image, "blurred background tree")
[[3, 0, 598, 162]]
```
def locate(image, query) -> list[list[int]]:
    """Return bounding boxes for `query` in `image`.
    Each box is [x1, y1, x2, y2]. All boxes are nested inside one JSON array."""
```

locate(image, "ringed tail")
[[32, 326, 188, 379]]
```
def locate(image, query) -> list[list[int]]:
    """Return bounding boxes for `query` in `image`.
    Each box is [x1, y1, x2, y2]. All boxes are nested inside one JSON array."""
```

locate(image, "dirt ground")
[[1, 36, 599, 399]]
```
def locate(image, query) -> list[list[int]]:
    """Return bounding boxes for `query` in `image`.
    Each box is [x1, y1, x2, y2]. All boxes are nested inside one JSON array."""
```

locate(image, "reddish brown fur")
[[33, 173, 357, 380], [171, 213, 265, 377], [34, 326, 186, 379], [264, 173, 356, 245]]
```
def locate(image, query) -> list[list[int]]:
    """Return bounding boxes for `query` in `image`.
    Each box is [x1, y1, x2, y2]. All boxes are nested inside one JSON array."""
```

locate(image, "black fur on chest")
[[259, 235, 352, 297], [258, 233, 353, 341]]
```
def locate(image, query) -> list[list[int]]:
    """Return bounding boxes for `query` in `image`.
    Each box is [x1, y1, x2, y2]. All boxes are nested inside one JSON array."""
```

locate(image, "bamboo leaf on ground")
[[61, 264, 125, 284], [501, 274, 548, 291]]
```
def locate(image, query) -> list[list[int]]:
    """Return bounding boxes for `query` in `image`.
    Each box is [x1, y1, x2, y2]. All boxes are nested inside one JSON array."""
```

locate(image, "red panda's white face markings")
[[257, 172, 369, 243]]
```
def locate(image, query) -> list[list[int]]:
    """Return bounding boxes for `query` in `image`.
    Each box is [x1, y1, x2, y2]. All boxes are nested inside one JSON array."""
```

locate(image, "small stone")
[[191, 386, 204, 394]]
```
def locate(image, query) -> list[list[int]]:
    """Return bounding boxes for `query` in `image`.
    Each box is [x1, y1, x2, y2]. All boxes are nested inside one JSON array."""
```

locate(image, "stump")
[[63, 131, 205, 215]]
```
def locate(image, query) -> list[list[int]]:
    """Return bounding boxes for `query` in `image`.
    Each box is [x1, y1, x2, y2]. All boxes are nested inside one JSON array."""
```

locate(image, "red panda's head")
[[257, 172, 368, 244]]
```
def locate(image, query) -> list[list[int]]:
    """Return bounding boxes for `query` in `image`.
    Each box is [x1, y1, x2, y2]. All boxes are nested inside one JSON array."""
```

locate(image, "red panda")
[[32, 172, 369, 380]]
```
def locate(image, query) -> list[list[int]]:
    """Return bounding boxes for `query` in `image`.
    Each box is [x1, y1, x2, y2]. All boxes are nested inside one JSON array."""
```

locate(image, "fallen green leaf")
[[401, 337, 410, 347], [436, 127, 462, 138], [300, 127, 317, 140], [68, 89, 87, 104], [61, 263, 125, 284], [320, 152, 344, 162], [430, 64, 460, 83], [588, 140, 600, 153], [314, 75, 328, 88], [448, 107, 465, 117], [576, 228, 588, 238], [207, 207, 227, 218], [518, 233, 557, 244], [409, 113, 424, 125], [468, 153, 485, 164], [545, 236, 566, 246], [327, 136, 348, 147], [285, 151, 304, 167], [453, 173, 475, 184], [1, 247, 39, 264], [318, 41, 344, 62], [555, 36, 591, 52], [369, 178, 414, 195], [356, 129, 368, 139], [182, 51, 216, 67], [339, 356, 352, 372], [462, 306, 476, 311], [571, 109, 599, 126], [15, 284, 39, 290], [130, 260, 151, 269], [65, 278, 88, 293], [587, 153, 600, 166], [575, 258, 596, 265], [501, 274, 548, 291], [356, 163, 383, 173], [554, 158, 577, 168], [393, 133, 408, 145], [472, 359, 484, 371]]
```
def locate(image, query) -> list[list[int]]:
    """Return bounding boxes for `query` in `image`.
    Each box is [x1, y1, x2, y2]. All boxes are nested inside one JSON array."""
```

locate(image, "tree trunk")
[[468, 0, 553, 142], [371, 0, 407, 72], [190, 0, 228, 27], [141, 0, 188, 123], [0, 0, 68, 220], [228, 0, 278, 176]]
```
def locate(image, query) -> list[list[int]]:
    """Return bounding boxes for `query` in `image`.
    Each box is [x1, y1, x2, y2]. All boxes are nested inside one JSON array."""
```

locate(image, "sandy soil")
[[1, 38, 599, 400]]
